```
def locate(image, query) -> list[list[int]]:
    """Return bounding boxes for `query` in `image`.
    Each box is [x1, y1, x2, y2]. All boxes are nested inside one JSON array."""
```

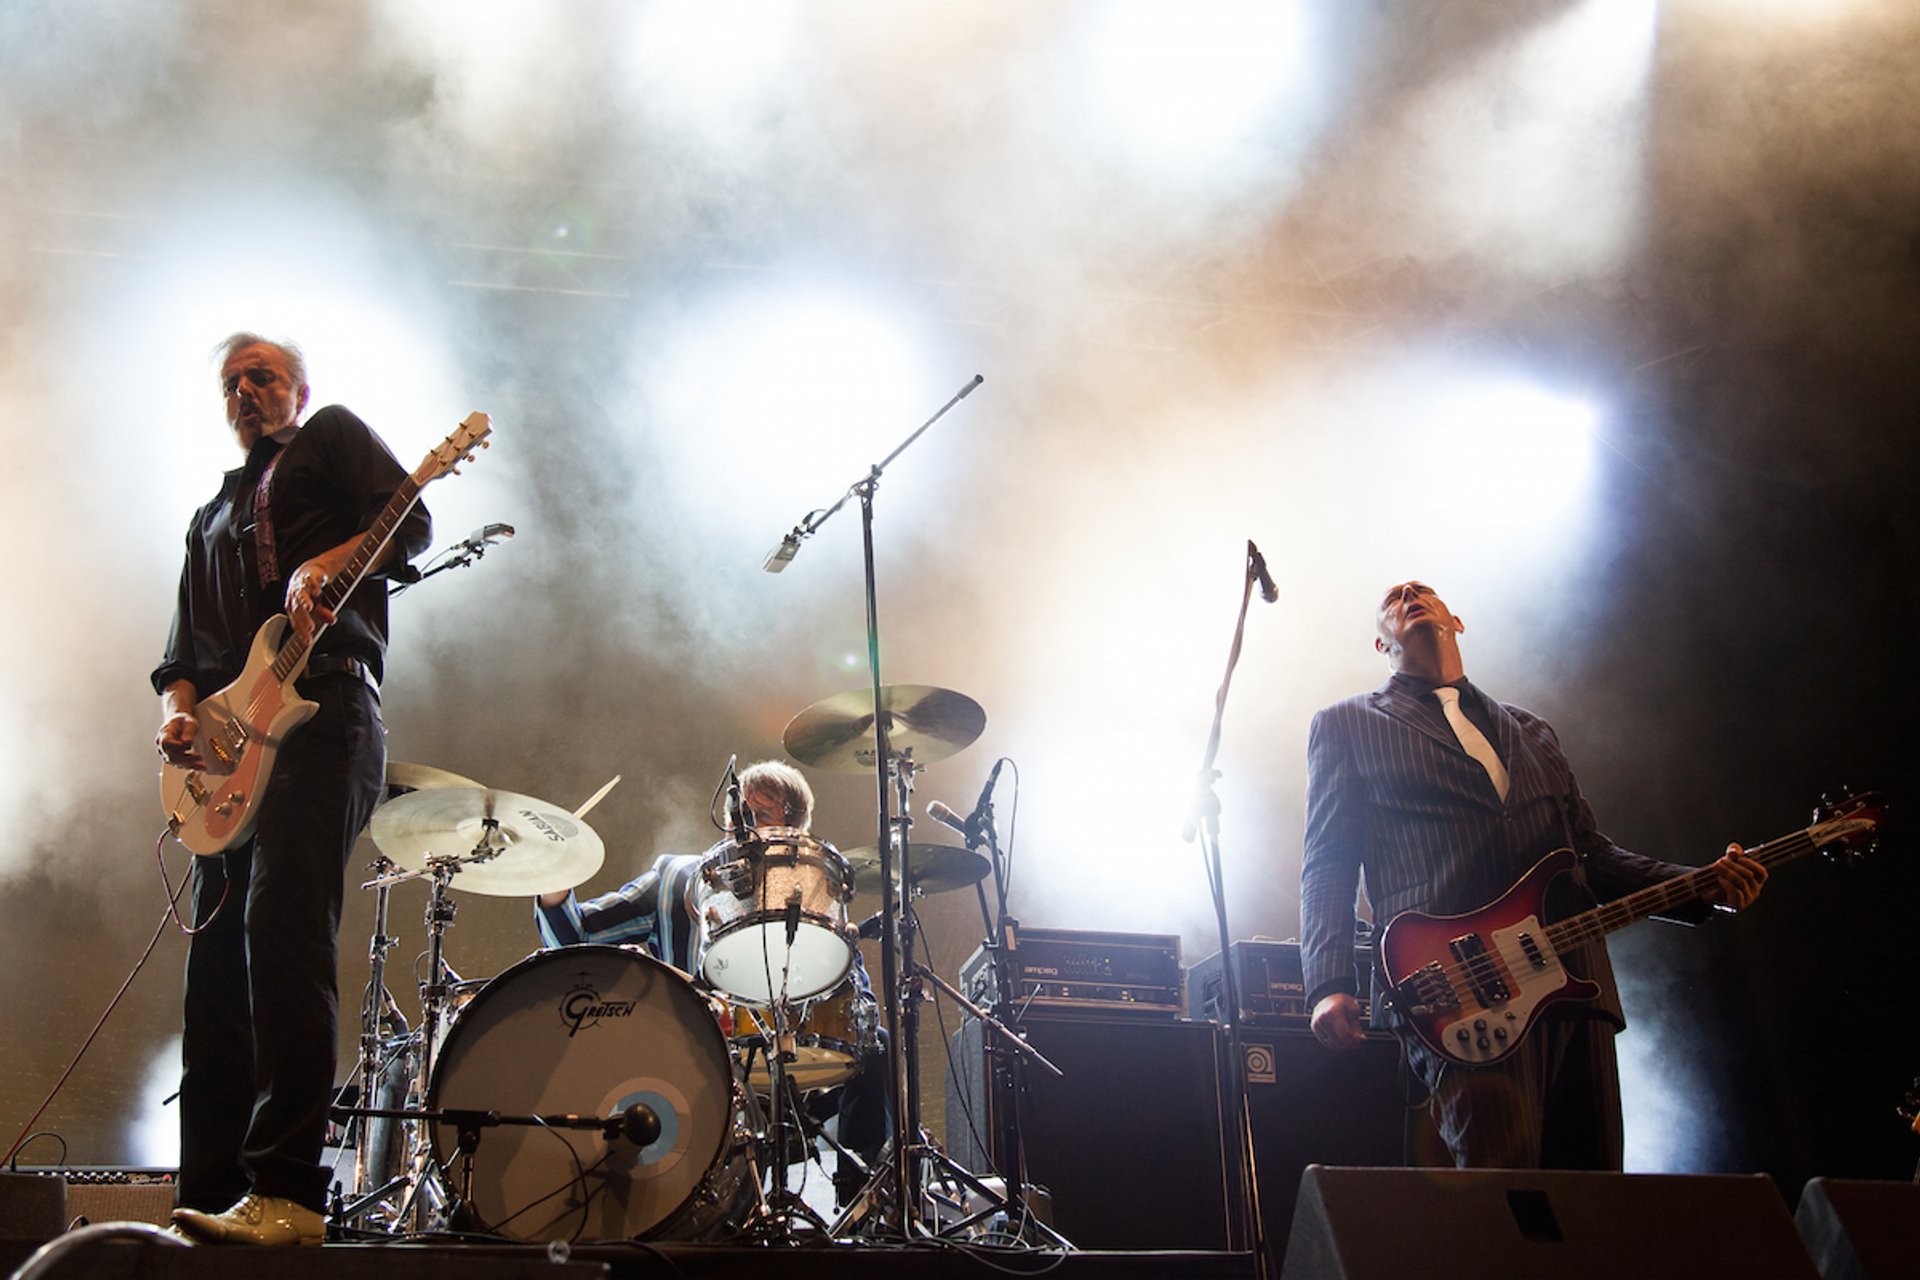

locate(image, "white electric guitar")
[[159, 412, 491, 855]]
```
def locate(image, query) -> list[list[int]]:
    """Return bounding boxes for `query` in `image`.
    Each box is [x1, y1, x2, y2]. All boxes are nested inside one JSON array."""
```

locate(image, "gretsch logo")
[[560, 974, 638, 1036]]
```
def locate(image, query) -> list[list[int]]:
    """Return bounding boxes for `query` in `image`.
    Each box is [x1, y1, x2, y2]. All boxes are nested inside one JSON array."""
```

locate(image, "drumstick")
[[574, 775, 622, 820]]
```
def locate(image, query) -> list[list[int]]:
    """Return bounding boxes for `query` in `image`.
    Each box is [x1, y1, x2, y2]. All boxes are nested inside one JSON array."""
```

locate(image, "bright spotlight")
[[643, 281, 943, 527], [1437, 379, 1600, 498], [1070, 0, 1321, 185]]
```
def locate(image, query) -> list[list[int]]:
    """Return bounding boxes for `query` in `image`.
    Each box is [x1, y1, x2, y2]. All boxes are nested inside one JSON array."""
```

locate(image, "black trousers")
[[1405, 1011, 1625, 1171], [178, 676, 385, 1214]]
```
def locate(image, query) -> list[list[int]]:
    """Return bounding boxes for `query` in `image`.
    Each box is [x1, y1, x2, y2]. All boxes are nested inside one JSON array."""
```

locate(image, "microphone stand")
[[1180, 541, 1274, 1279], [762, 374, 983, 1242]]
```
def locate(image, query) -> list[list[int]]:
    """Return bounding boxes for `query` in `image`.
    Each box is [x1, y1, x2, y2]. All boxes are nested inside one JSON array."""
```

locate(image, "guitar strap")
[[251, 447, 288, 588]]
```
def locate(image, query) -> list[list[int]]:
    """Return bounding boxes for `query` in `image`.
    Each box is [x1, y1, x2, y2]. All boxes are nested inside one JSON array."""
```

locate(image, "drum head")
[[428, 945, 736, 1242]]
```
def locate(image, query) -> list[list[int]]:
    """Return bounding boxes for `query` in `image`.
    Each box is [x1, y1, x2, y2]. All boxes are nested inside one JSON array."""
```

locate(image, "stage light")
[[1394, 0, 1657, 280], [1067, 0, 1321, 187], [642, 281, 942, 532]]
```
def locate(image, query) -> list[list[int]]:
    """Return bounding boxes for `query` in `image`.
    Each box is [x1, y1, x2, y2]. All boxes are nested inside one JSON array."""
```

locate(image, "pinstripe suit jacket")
[[1300, 673, 1693, 1030]]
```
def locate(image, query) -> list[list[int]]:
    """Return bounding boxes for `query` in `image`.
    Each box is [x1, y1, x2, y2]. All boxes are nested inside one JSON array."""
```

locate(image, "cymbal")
[[368, 788, 605, 897], [841, 841, 990, 895], [783, 685, 985, 772], [384, 761, 483, 799]]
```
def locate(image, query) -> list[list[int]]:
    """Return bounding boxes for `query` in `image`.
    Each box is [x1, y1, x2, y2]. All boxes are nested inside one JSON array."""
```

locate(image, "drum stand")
[[334, 848, 477, 1233], [334, 856, 410, 1231], [736, 1001, 835, 1241], [829, 757, 1063, 1245]]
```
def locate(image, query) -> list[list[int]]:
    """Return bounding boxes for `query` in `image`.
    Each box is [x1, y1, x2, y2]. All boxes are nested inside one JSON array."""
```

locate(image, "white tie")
[[1433, 685, 1509, 802]]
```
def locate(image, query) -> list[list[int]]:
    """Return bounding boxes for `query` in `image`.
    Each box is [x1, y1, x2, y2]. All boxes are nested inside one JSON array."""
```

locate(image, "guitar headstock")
[[413, 411, 493, 486], [1811, 789, 1886, 866]]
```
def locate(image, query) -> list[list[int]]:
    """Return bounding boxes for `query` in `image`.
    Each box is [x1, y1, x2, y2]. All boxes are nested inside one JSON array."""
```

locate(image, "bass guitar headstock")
[[1811, 789, 1887, 867]]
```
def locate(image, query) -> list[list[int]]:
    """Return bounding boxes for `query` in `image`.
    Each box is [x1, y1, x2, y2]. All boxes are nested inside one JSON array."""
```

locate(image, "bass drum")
[[427, 945, 751, 1242]]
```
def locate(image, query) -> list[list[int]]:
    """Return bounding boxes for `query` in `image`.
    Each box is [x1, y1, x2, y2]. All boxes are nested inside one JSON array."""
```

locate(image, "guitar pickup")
[[1517, 932, 1549, 971], [1448, 932, 1513, 1006]]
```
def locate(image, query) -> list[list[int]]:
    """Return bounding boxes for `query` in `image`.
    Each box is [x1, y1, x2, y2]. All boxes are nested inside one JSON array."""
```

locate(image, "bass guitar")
[[1378, 790, 1885, 1067], [159, 412, 492, 855]]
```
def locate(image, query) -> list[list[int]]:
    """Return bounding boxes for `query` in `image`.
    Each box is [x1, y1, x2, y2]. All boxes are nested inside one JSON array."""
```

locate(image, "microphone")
[[929, 760, 1004, 848], [925, 800, 972, 842], [724, 755, 752, 846], [1248, 539, 1278, 604], [783, 890, 803, 948], [612, 1102, 662, 1148], [462, 522, 515, 552], [762, 528, 803, 574]]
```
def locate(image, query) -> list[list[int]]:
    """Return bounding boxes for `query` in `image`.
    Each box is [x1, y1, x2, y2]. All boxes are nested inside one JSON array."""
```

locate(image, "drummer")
[[533, 759, 888, 1207]]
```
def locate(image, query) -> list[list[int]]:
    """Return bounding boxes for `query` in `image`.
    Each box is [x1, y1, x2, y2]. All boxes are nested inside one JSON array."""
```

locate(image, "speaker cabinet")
[[1282, 1165, 1819, 1279], [1239, 1029, 1407, 1255], [1795, 1177, 1920, 1280], [947, 1015, 1230, 1250]]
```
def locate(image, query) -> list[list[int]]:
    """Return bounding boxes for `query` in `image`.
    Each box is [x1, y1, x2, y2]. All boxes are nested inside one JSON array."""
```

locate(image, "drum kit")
[[330, 683, 1043, 1248]]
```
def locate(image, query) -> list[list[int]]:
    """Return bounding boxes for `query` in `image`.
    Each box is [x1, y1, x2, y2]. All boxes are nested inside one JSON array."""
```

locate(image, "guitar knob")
[[1494, 1026, 1508, 1042], [1455, 1027, 1470, 1043]]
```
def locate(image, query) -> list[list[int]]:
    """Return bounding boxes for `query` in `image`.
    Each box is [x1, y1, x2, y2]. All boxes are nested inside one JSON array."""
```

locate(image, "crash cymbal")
[[368, 788, 604, 897], [783, 685, 985, 772], [841, 841, 990, 895], [384, 761, 483, 800]]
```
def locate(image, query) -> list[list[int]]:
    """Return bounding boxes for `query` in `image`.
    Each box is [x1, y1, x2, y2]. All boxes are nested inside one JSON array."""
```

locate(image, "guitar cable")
[[1, 830, 219, 1167]]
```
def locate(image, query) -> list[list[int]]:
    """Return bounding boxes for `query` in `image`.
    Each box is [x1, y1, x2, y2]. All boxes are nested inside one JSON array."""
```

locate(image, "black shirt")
[[152, 405, 431, 694]]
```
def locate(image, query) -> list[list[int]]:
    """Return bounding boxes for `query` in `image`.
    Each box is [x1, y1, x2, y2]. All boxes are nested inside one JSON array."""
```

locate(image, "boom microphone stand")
[[1181, 540, 1279, 1279], [761, 373, 984, 1241]]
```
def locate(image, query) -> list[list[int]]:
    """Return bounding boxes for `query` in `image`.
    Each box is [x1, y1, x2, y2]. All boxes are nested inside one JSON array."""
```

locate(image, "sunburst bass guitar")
[[159, 412, 491, 855], [1377, 791, 1885, 1067]]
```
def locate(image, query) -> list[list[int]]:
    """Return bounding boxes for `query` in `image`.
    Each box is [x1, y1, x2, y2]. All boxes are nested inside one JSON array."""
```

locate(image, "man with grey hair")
[[154, 333, 431, 1245]]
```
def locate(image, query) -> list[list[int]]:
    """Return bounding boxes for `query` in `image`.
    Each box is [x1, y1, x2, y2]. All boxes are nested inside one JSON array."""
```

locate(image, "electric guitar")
[[159, 412, 492, 855], [1378, 790, 1885, 1067]]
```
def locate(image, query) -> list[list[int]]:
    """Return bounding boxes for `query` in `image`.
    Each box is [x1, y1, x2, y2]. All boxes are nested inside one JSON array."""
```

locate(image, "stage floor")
[[3, 1234, 1257, 1280]]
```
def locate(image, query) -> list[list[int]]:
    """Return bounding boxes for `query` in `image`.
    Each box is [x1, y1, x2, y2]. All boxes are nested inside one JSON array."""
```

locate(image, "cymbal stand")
[[335, 856, 410, 1229], [761, 373, 984, 1242]]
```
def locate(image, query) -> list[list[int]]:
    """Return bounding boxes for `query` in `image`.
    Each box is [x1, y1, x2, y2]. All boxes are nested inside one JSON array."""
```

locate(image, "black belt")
[[302, 654, 379, 695]]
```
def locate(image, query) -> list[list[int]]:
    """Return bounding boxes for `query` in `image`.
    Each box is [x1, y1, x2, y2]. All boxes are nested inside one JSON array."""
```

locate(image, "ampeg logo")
[[1243, 1042, 1276, 1085], [560, 972, 640, 1036]]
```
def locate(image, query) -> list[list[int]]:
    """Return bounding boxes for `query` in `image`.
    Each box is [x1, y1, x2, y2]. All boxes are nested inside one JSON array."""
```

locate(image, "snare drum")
[[696, 827, 855, 1004], [716, 983, 879, 1093], [427, 945, 753, 1242]]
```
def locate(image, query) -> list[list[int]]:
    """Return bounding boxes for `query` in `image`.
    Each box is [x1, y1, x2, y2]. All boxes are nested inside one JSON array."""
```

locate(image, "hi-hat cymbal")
[[384, 761, 483, 799], [841, 841, 990, 895], [783, 685, 985, 772], [368, 788, 604, 897]]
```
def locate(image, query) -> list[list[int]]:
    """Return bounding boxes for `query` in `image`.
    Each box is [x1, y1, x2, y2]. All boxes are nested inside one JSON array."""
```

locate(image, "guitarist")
[[1299, 580, 1767, 1170], [151, 333, 432, 1245]]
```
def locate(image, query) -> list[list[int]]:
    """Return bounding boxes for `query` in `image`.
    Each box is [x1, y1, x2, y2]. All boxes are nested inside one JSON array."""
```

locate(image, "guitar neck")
[[1544, 824, 1823, 953], [266, 474, 424, 683]]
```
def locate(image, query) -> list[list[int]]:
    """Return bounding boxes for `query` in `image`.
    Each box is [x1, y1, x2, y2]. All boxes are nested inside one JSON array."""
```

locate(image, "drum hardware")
[[839, 839, 991, 897], [695, 827, 857, 1006], [851, 766, 1071, 1249], [367, 787, 607, 897], [782, 685, 986, 774]]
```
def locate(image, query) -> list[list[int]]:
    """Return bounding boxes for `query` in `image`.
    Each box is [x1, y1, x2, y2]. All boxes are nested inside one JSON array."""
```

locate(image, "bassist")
[[152, 333, 431, 1244], [1299, 580, 1766, 1170]]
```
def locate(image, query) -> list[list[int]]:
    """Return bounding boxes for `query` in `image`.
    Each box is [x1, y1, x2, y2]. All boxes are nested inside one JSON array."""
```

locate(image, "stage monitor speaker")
[[1795, 1177, 1920, 1280], [947, 1014, 1229, 1250], [1238, 1028, 1407, 1256], [1281, 1165, 1819, 1280]]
